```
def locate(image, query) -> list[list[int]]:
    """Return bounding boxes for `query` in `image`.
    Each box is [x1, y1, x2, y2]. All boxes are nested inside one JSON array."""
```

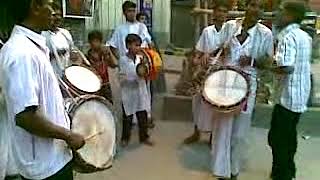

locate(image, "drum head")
[[203, 69, 249, 108], [65, 66, 101, 93], [70, 95, 116, 173]]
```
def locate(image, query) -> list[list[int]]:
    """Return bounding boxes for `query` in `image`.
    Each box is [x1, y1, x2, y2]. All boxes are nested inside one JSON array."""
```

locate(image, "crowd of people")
[[0, 0, 314, 180]]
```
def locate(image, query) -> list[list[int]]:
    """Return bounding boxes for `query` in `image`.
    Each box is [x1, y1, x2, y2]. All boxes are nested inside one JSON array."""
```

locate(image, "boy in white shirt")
[[119, 34, 154, 147]]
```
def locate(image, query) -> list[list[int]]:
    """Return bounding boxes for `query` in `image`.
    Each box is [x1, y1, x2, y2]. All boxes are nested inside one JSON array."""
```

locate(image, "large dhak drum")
[[63, 65, 101, 96], [67, 95, 116, 173], [202, 66, 250, 113]]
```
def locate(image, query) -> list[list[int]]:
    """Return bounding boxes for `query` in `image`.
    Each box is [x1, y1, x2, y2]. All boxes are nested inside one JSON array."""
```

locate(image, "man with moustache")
[[210, 0, 273, 179], [0, 0, 85, 179]]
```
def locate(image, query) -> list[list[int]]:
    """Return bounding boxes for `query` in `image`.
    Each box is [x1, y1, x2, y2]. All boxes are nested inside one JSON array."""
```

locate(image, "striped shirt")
[[275, 23, 312, 113]]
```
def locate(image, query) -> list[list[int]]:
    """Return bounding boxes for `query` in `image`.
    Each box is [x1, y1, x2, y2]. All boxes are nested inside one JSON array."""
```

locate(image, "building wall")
[[85, 0, 171, 48]]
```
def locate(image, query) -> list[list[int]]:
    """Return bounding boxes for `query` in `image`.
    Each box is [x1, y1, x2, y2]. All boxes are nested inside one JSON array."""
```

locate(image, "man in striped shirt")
[[268, 1, 312, 180]]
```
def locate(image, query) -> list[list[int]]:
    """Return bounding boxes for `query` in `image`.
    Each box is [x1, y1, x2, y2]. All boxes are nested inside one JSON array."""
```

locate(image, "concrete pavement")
[[75, 121, 320, 180]]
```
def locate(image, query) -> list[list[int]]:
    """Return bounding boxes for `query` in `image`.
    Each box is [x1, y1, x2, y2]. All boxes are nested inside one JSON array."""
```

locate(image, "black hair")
[[0, 0, 34, 39], [282, 0, 307, 23], [125, 34, 142, 46], [88, 30, 103, 42], [136, 12, 147, 21], [122, 1, 136, 13]]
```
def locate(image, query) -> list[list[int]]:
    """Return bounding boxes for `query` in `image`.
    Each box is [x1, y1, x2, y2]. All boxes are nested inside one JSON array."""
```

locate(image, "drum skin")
[[63, 65, 102, 95], [202, 66, 250, 113], [68, 95, 116, 173]]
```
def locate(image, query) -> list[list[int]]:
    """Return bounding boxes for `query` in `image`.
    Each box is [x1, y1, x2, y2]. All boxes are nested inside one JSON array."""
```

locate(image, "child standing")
[[119, 34, 154, 147], [87, 30, 118, 102]]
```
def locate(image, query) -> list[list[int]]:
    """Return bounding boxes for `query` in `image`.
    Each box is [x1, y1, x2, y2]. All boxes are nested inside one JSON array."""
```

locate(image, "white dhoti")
[[210, 78, 257, 178], [192, 94, 214, 132]]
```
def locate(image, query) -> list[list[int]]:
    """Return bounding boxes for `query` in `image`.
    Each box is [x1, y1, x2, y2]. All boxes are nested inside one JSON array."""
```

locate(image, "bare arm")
[[16, 106, 85, 150], [16, 106, 70, 140]]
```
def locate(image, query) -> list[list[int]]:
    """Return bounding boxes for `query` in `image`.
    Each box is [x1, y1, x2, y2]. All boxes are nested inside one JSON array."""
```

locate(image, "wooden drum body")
[[68, 95, 116, 173]]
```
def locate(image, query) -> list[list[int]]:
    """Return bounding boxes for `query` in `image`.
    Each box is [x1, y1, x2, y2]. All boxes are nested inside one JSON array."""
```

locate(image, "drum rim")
[[68, 95, 116, 173], [63, 65, 102, 95], [202, 66, 251, 111]]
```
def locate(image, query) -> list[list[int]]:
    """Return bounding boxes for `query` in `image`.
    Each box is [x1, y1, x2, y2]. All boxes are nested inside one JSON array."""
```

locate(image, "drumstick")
[[84, 130, 105, 141]]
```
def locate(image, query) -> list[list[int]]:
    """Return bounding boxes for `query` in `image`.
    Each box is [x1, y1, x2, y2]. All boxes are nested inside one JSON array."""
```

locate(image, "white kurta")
[[210, 21, 273, 178], [0, 25, 72, 179], [42, 28, 73, 77], [119, 55, 151, 116], [0, 89, 18, 179], [107, 21, 152, 123], [193, 24, 231, 132], [107, 21, 152, 56]]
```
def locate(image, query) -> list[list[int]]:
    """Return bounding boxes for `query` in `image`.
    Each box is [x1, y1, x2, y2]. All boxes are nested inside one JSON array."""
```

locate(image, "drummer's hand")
[[66, 132, 85, 150], [200, 53, 210, 66], [239, 56, 252, 67]]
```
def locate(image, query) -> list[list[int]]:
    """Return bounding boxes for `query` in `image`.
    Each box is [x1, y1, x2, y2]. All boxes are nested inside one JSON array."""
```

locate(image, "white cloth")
[[192, 94, 213, 132], [42, 28, 73, 77], [107, 21, 152, 56], [0, 25, 72, 179], [192, 24, 232, 132], [119, 55, 151, 116], [0, 89, 18, 179], [275, 23, 312, 113], [195, 24, 230, 53], [210, 21, 273, 178]]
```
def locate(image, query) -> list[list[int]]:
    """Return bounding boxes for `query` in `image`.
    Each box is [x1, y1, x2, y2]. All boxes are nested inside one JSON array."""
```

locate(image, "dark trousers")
[[121, 109, 149, 142], [268, 104, 301, 180], [21, 161, 73, 180]]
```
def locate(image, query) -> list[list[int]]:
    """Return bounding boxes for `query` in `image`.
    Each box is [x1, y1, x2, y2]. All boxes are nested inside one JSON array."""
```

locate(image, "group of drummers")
[[183, 0, 312, 180], [0, 0, 313, 180], [0, 0, 160, 179]]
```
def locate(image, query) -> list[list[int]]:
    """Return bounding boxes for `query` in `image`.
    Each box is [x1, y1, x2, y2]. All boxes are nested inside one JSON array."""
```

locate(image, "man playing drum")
[[42, 2, 75, 78], [209, 0, 273, 179], [183, 0, 230, 144], [0, 0, 85, 179]]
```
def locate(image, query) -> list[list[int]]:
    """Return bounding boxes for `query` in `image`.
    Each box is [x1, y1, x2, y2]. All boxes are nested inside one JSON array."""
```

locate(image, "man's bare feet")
[[183, 131, 200, 144]]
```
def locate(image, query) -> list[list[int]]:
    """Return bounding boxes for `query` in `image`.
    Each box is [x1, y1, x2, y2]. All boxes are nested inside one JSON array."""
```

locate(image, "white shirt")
[[42, 28, 73, 77], [119, 55, 151, 116], [227, 21, 274, 75], [196, 23, 230, 53], [107, 21, 152, 56], [0, 26, 72, 179], [275, 24, 312, 113]]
